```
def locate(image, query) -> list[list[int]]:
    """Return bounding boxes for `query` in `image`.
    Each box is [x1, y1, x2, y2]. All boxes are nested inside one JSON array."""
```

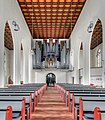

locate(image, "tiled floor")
[[31, 87, 73, 120]]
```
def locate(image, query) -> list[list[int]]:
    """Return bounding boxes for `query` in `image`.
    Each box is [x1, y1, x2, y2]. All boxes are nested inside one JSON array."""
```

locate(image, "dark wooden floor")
[[30, 87, 73, 120]]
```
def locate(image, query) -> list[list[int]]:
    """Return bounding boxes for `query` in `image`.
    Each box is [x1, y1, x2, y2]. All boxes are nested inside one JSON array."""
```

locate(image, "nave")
[[1, 0, 105, 120]]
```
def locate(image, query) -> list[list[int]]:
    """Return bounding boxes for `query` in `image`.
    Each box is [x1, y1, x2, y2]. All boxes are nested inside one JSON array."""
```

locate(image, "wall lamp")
[[12, 21, 20, 31], [87, 21, 94, 33]]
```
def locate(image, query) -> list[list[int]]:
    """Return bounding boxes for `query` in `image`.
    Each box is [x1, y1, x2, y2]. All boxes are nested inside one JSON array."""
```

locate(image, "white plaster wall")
[[4, 47, 10, 85], [70, 0, 105, 85], [79, 50, 83, 69], [79, 43, 103, 69], [9, 51, 13, 81], [0, 0, 31, 87], [9, 50, 24, 83], [66, 71, 74, 83], [90, 68, 102, 76], [31, 70, 67, 83], [4, 48, 23, 85], [20, 50, 23, 81], [79, 49, 92, 69], [91, 43, 103, 67]]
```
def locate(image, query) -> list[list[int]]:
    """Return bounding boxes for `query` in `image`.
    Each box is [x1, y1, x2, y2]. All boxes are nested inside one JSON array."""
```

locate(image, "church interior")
[[0, 0, 105, 120]]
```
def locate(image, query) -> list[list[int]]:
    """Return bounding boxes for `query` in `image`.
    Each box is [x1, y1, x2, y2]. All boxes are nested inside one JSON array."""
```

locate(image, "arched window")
[[97, 49, 102, 67]]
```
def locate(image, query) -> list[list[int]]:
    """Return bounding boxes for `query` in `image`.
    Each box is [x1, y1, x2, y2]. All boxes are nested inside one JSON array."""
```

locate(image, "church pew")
[[6, 83, 47, 101], [0, 89, 39, 104], [0, 95, 33, 120], [94, 107, 105, 120], [66, 91, 105, 107], [71, 94, 105, 120], [57, 83, 105, 91], [0, 84, 47, 112], [3, 83, 46, 102], [0, 93, 33, 119], [0, 98, 25, 120], [56, 84, 105, 104], [79, 98, 105, 120], [0, 106, 12, 120]]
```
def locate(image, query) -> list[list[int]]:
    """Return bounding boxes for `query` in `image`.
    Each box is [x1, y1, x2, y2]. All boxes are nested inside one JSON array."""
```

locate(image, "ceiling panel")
[[17, 0, 86, 39], [4, 23, 13, 50], [91, 19, 102, 49]]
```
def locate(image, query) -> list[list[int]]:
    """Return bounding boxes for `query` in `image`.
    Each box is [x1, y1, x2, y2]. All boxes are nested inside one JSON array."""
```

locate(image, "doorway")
[[46, 73, 56, 87]]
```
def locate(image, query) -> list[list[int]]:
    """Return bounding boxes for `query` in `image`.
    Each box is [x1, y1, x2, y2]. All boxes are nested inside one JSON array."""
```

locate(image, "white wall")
[[20, 50, 23, 81], [79, 50, 83, 69], [4, 48, 24, 86], [79, 43, 103, 69], [66, 71, 74, 83], [31, 70, 67, 83], [91, 43, 103, 67], [4, 47, 10, 85], [9, 51, 13, 81], [70, 0, 105, 86], [0, 0, 32, 87]]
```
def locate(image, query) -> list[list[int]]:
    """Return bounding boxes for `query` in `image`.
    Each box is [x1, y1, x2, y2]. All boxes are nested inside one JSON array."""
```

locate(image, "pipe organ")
[[32, 39, 70, 69]]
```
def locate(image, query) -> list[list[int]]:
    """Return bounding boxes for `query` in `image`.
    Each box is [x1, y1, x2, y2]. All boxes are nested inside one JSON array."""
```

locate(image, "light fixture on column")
[[12, 21, 20, 31], [53, 39, 55, 43], [47, 39, 49, 43], [87, 21, 94, 33]]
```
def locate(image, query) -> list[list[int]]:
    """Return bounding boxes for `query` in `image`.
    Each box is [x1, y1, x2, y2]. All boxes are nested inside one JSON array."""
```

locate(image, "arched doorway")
[[4, 22, 14, 86], [46, 73, 56, 87], [90, 19, 103, 87]]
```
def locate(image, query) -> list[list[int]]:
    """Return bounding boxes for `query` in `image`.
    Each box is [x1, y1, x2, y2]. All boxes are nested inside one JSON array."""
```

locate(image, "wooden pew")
[[0, 98, 25, 120], [79, 97, 105, 120], [71, 94, 105, 120], [0, 93, 32, 120], [0, 86, 46, 108], [0, 83, 46, 119], [0, 95, 32, 120], [94, 107, 105, 120], [67, 91, 105, 107], [0, 106, 12, 120]]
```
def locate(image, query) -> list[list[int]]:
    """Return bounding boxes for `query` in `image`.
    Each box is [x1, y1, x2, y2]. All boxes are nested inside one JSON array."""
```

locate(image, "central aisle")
[[31, 87, 73, 120]]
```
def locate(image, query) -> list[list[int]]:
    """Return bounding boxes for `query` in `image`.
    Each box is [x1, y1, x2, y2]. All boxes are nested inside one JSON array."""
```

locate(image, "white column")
[[102, 25, 105, 87], [0, 25, 5, 87], [23, 49, 29, 84], [29, 50, 32, 83], [83, 35, 91, 85], [74, 69, 79, 84], [74, 51, 79, 84], [35, 72, 38, 83], [13, 43, 21, 84]]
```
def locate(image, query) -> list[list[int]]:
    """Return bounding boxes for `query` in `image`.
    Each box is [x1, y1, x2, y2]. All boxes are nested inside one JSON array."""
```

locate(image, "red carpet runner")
[[31, 87, 73, 120]]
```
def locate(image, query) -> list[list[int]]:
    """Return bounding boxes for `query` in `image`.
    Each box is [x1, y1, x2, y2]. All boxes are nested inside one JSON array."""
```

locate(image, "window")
[[97, 49, 102, 67]]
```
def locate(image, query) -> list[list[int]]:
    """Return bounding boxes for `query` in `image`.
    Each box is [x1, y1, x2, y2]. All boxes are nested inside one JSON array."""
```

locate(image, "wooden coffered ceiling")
[[4, 0, 102, 50], [80, 19, 102, 50], [4, 22, 13, 50], [17, 0, 86, 39], [91, 19, 102, 49]]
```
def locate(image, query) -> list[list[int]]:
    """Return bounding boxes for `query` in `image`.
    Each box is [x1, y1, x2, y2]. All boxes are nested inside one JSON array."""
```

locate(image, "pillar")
[[23, 48, 29, 84], [13, 41, 21, 84], [102, 24, 105, 87], [83, 35, 91, 85], [0, 24, 5, 87]]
